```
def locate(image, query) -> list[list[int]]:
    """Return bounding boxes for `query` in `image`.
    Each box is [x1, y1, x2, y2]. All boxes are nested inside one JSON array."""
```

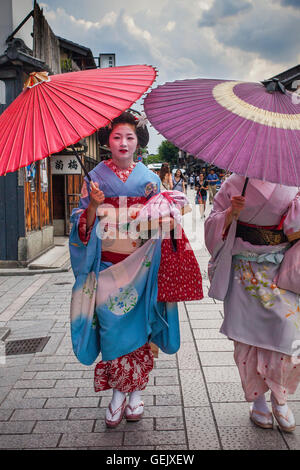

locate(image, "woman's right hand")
[[231, 195, 245, 219], [89, 181, 105, 209], [223, 195, 245, 236]]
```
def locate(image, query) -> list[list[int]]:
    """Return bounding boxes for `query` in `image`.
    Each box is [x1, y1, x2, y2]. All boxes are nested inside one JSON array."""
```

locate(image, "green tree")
[[158, 140, 179, 168], [144, 154, 162, 165]]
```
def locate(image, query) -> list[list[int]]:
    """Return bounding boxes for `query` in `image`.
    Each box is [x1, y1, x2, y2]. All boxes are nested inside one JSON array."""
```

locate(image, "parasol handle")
[[232, 176, 249, 221], [241, 177, 249, 197], [70, 145, 91, 182]]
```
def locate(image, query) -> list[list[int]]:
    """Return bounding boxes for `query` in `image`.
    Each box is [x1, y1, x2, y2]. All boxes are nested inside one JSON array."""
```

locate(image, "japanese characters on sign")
[[51, 155, 82, 175]]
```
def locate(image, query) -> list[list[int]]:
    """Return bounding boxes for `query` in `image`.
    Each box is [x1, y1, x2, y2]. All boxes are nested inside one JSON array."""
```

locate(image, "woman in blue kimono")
[[69, 112, 202, 428]]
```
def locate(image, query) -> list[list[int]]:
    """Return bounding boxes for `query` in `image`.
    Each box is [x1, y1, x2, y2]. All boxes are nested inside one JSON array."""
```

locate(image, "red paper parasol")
[[144, 78, 300, 187], [0, 65, 157, 177]]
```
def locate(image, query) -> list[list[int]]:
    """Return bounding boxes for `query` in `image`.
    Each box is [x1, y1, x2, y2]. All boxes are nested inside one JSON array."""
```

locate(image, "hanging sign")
[[51, 154, 82, 175]]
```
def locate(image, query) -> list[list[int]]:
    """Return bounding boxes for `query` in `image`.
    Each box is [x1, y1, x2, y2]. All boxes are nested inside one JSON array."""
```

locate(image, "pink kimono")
[[205, 174, 300, 404]]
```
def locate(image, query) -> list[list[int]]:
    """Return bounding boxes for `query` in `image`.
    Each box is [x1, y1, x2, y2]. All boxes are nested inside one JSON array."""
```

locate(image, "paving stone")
[[11, 408, 68, 421], [207, 383, 246, 402], [0, 387, 10, 405], [154, 360, 177, 369], [143, 405, 182, 418], [156, 444, 188, 450], [33, 419, 94, 434], [185, 297, 218, 314], [150, 368, 178, 378], [0, 433, 61, 449], [199, 351, 236, 366], [218, 426, 288, 450], [196, 339, 234, 352], [179, 322, 193, 342], [203, 366, 240, 383], [59, 432, 123, 448], [191, 319, 223, 328], [0, 420, 35, 434], [156, 416, 185, 430], [0, 397, 46, 409], [13, 379, 56, 389], [184, 407, 220, 450], [124, 430, 186, 446], [155, 394, 181, 406], [0, 409, 13, 420], [141, 385, 180, 396], [177, 342, 199, 369], [77, 388, 102, 398], [177, 302, 188, 321], [25, 388, 78, 398], [188, 310, 223, 320], [91, 446, 155, 450], [179, 370, 209, 407], [282, 428, 300, 450], [44, 396, 99, 408], [0, 365, 27, 378], [21, 372, 36, 380], [34, 370, 83, 380], [212, 402, 254, 427], [55, 378, 93, 388], [155, 375, 179, 386], [68, 407, 105, 420], [193, 329, 224, 339]]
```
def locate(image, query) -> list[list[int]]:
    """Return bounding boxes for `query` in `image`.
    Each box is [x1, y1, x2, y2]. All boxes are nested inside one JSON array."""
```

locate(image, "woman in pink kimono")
[[205, 174, 300, 432]]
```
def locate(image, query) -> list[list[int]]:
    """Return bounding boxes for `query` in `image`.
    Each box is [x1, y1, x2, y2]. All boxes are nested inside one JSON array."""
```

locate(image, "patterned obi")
[[236, 220, 287, 246]]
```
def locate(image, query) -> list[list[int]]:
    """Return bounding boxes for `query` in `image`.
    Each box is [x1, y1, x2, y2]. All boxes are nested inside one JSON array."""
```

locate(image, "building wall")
[[33, 2, 60, 75], [0, 0, 33, 55]]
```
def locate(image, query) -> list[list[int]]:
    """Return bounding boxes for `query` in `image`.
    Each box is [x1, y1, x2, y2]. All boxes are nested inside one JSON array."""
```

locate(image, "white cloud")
[[165, 21, 176, 32], [122, 14, 152, 42]]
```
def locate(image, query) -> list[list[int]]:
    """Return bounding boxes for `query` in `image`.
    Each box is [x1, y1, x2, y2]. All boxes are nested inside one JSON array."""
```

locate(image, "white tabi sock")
[[110, 389, 126, 412], [129, 390, 142, 407], [253, 393, 271, 415]]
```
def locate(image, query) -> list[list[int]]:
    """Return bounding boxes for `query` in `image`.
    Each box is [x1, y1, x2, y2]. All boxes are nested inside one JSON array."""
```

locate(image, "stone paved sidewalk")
[[0, 191, 299, 450], [0, 256, 299, 450]]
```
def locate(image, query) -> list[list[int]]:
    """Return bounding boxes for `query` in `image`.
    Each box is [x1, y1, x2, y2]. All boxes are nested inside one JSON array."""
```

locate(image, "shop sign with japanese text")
[[51, 155, 82, 175]]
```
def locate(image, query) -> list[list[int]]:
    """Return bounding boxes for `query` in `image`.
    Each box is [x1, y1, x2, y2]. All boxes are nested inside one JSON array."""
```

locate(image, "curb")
[[0, 261, 71, 277]]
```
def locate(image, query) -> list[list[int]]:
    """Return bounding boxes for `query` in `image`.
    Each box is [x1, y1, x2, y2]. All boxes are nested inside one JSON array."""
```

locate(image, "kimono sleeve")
[[70, 179, 93, 245], [204, 179, 233, 256], [283, 191, 300, 243], [69, 178, 101, 278]]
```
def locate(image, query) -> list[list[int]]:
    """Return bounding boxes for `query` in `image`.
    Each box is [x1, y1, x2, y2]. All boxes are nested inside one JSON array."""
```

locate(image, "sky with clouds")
[[40, 0, 300, 153]]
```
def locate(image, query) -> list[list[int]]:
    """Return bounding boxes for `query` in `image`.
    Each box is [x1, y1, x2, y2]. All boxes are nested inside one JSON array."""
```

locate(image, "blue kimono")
[[69, 161, 180, 365]]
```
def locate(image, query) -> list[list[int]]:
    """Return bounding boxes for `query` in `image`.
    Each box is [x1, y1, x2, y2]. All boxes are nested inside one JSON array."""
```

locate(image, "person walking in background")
[[206, 168, 219, 204], [189, 173, 195, 190], [195, 173, 208, 218], [205, 174, 300, 433], [160, 162, 173, 191], [172, 169, 186, 193]]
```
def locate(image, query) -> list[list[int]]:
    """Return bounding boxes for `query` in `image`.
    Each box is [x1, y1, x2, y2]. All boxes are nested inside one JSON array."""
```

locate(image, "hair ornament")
[[136, 112, 148, 129]]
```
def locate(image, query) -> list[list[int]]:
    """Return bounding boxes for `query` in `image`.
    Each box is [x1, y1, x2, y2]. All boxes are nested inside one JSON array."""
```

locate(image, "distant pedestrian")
[[206, 169, 219, 203], [189, 174, 195, 190], [172, 169, 186, 193], [160, 163, 173, 191], [195, 173, 208, 218]]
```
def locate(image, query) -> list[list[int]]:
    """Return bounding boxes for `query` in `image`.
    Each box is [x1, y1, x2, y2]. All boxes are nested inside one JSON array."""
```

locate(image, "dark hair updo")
[[98, 111, 149, 148]]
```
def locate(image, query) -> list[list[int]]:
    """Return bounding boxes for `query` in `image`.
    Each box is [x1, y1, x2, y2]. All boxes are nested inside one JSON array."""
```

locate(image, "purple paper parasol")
[[144, 78, 300, 187]]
